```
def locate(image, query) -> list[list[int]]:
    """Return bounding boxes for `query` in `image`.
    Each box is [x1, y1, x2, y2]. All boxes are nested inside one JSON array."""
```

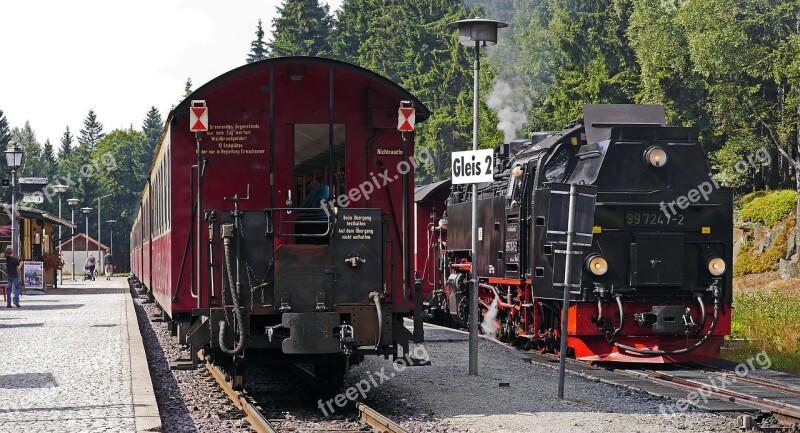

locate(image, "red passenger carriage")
[[130, 57, 429, 386]]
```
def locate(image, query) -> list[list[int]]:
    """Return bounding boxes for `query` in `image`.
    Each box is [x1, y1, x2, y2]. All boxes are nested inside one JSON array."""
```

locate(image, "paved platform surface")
[[0, 277, 160, 432]]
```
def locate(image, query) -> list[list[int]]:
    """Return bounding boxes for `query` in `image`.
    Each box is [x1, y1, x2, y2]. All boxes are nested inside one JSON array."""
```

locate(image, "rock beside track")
[[344, 325, 738, 433], [134, 294, 250, 433]]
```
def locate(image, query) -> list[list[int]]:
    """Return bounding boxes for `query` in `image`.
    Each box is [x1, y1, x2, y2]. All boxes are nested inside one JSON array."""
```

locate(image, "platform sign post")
[[191, 100, 207, 309], [544, 182, 596, 399], [452, 148, 494, 376]]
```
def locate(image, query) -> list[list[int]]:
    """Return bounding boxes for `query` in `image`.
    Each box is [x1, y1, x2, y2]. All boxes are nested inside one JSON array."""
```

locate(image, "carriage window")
[[294, 124, 346, 207], [543, 144, 573, 183]]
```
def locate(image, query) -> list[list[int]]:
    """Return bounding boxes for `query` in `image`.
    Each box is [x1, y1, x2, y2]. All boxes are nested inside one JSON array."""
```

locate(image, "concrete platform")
[[0, 277, 160, 432]]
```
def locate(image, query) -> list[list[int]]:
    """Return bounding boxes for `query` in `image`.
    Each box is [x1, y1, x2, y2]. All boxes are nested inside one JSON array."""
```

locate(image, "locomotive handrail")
[[264, 208, 334, 238]]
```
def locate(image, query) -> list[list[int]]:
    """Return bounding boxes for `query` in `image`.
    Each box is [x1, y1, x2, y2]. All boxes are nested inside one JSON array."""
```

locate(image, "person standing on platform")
[[85, 253, 96, 281], [103, 250, 114, 280], [5, 248, 23, 308]]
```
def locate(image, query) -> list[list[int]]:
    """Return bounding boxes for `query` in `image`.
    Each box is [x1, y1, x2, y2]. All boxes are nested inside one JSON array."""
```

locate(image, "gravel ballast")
[[134, 290, 738, 432]]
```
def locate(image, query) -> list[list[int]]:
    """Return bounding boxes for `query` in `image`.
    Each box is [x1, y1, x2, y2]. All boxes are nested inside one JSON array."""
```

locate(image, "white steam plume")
[[486, 77, 532, 143], [480, 296, 499, 339]]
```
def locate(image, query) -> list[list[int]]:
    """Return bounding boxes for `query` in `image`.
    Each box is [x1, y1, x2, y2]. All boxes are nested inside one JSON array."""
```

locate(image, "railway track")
[[200, 350, 407, 433], [419, 320, 800, 429], [525, 349, 800, 429]]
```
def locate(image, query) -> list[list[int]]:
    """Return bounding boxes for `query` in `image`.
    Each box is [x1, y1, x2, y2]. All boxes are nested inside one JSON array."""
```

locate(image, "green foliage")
[[269, 0, 332, 57], [183, 78, 193, 98], [540, 0, 640, 128], [141, 107, 163, 159], [247, 19, 269, 63], [728, 290, 800, 373], [0, 108, 10, 149], [78, 109, 105, 152], [58, 127, 74, 160], [740, 190, 797, 227], [12, 121, 43, 178], [735, 190, 766, 210]]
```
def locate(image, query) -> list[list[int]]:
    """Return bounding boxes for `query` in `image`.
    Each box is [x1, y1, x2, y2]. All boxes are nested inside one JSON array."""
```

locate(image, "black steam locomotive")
[[426, 104, 733, 362]]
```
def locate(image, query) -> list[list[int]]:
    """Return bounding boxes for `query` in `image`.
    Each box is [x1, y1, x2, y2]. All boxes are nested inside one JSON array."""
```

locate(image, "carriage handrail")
[[264, 207, 334, 238]]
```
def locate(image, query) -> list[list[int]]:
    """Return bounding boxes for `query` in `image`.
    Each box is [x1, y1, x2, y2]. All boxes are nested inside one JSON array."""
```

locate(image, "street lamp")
[[81, 207, 92, 278], [53, 184, 68, 285], [106, 219, 116, 278], [106, 219, 116, 255], [4, 142, 23, 256], [97, 193, 111, 263], [447, 17, 507, 377], [67, 198, 79, 280]]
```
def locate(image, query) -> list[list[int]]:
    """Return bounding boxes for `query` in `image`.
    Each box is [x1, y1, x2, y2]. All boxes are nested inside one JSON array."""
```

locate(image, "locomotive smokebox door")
[[332, 208, 383, 304]]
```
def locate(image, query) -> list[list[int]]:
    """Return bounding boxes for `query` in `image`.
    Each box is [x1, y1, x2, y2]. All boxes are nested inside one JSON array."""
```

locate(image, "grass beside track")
[[726, 288, 800, 375]]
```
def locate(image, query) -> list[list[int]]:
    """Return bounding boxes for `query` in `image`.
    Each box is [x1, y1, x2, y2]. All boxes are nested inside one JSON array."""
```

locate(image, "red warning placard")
[[189, 100, 208, 132], [398, 107, 415, 132]]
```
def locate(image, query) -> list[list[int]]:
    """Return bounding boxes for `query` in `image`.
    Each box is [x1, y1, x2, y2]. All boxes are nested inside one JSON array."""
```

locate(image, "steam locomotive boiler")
[[130, 56, 428, 389], [427, 104, 733, 362]]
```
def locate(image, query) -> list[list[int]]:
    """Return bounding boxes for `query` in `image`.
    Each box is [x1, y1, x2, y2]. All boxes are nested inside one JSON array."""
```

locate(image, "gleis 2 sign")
[[451, 149, 494, 184]]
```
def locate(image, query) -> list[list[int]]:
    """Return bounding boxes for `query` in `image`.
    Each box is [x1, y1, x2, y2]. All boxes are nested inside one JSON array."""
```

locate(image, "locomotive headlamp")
[[707, 257, 726, 276], [644, 146, 668, 167], [512, 165, 524, 178], [585, 254, 608, 276]]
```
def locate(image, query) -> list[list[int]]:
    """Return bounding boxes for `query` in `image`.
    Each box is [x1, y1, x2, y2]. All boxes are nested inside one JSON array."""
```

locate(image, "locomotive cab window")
[[542, 143, 575, 183]]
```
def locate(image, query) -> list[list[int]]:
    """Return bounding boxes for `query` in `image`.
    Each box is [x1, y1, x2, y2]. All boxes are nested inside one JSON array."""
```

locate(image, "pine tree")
[[42, 139, 57, 178], [0, 108, 11, 149], [247, 19, 269, 63], [78, 109, 105, 152], [142, 107, 162, 157], [40, 139, 59, 214], [184, 78, 193, 98], [59, 126, 74, 159], [13, 121, 42, 178], [0, 109, 12, 202], [269, 0, 333, 57]]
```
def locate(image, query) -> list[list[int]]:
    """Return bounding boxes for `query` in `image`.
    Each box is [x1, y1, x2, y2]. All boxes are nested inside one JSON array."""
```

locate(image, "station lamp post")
[[81, 207, 92, 276], [53, 184, 68, 285], [4, 143, 23, 255], [97, 193, 111, 261], [447, 17, 507, 377], [67, 198, 79, 280], [106, 219, 116, 255], [106, 219, 116, 278]]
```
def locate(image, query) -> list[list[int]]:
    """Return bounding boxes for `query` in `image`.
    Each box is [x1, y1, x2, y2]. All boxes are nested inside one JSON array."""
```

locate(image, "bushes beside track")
[[727, 290, 800, 374]]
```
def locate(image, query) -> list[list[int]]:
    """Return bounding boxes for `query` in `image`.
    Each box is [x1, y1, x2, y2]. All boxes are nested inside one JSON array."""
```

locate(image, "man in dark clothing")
[[103, 250, 114, 280], [5, 247, 22, 308]]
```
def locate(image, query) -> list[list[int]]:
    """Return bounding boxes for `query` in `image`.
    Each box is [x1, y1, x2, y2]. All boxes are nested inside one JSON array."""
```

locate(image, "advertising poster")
[[23, 261, 44, 290]]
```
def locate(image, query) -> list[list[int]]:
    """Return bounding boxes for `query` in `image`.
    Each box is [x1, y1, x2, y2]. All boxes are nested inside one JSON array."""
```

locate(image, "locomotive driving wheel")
[[456, 294, 470, 327]]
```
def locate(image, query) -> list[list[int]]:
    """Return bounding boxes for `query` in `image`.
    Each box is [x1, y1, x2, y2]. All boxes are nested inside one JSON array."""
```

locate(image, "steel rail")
[[357, 402, 408, 433], [201, 351, 278, 433], [643, 369, 800, 421], [694, 362, 800, 396]]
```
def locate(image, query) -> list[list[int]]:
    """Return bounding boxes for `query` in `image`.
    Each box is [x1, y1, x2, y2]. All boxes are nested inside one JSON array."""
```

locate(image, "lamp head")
[[53, 184, 68, 193], [447, 17, 508, 46], [67, 198, 80, 206], [81, 207, 92, 214], [4, 142, 23, 169]]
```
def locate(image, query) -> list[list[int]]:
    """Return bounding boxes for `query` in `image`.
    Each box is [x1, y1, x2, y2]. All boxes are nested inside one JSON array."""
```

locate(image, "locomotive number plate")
[[624, 211, 685, 227]]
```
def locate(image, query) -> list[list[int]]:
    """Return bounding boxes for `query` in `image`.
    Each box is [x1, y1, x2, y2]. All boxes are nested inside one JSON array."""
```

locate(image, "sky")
[[0, 0, 343, 148]]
